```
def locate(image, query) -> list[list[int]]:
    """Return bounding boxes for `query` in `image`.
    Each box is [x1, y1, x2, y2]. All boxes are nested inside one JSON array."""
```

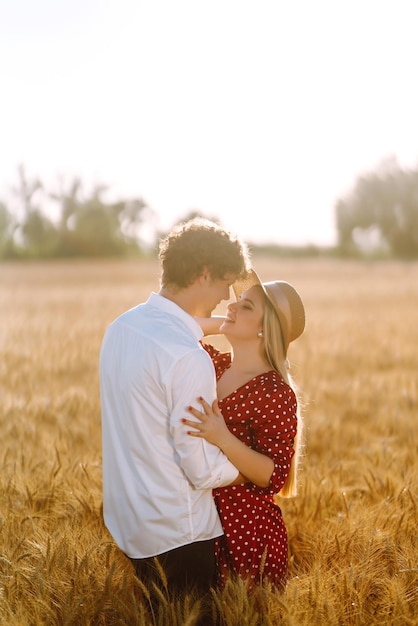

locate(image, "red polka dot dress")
[[203, 344, 297, 590]]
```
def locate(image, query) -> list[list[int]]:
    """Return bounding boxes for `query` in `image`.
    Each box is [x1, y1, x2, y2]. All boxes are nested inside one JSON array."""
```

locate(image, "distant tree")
[[0, 202, 15, 258], [20, 208, 58, 257], [2, 165, 154, 259], [335, 158, 418, 258], [11, 164, 59, 257], [51, 179, 151, 257], [12, 163, 43, 216], [54, 176, 82, 236], [156, 210, 222, 243], [118, 197, 153, 250], [66, 194, 126, 256]]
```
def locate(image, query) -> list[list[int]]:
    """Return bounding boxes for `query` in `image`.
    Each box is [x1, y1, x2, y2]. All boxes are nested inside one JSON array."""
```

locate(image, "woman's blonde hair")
[[262, 294, 304, 498]]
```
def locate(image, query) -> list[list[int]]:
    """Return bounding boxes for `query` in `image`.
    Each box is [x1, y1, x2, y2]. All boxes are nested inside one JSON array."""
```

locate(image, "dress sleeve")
[[201, 342, 231, 379], [249, 377, 298, 494]]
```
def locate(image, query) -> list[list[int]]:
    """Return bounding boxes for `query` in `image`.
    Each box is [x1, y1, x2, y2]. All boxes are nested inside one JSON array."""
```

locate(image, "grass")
[[0, 256, 417, 625]]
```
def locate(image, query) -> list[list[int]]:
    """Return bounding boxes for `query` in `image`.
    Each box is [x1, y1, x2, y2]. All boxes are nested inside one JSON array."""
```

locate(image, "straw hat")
[[232, 270, 305, 354]]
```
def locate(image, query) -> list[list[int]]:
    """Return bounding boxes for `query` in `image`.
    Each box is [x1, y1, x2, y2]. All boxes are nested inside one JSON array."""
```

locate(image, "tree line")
[[1, 159, 418, 260], [336, 157, 418, 259], [0, 165, 155, 259]]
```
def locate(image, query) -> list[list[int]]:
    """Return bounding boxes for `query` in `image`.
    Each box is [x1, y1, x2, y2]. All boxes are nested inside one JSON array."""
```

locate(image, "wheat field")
[[0, 257, 417, 625]]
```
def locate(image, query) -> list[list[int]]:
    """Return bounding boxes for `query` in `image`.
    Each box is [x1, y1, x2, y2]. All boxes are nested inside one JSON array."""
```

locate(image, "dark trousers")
[[129, 538, 216, 596]]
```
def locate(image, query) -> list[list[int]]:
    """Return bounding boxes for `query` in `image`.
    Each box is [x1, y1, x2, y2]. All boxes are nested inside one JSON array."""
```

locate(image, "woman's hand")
[[183, 396, 274, 488], [183, 397, 231, 449]]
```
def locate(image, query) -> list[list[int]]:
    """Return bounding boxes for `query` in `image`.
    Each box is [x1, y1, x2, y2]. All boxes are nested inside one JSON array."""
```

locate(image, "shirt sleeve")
[[249, 379, 298, 494], [169, 347, 239, 489]]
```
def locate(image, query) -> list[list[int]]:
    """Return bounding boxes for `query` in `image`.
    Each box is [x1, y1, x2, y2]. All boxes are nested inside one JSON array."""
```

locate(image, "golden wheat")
[[0, 257, 417, 625]]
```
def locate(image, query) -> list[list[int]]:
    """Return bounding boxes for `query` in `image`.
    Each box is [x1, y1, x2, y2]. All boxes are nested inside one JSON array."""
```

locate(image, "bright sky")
[[1, 0, 417, 246]]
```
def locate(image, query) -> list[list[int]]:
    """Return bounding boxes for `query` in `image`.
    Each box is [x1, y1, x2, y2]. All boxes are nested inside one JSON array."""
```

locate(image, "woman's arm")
[[183, 397, 274, 488], [194, 316, 225, 337]]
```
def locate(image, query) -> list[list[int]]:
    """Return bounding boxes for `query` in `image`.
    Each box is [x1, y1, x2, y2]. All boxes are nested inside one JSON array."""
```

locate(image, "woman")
[[183, 270, 305, 589]]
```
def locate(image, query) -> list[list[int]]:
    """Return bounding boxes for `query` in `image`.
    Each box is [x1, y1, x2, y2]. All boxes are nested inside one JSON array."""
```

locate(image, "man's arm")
[[170, 349, 240, 489]]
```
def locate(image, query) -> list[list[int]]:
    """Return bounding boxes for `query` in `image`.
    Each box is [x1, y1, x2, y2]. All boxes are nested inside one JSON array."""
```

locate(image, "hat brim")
[[232, 270, 290, 348], [232, 269, 264, 300], [232, 270, 305, 352]]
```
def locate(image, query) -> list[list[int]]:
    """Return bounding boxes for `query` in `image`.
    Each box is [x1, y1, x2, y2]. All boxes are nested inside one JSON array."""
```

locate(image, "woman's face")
[[220, 285, 264, 340]]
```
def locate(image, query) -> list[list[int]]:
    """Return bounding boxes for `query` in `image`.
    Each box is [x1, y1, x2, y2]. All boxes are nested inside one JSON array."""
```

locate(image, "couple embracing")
[[100, 217, 305, 605]]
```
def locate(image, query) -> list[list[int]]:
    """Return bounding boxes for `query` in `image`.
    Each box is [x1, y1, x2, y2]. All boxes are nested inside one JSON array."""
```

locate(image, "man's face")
[[197, 272, 237, 317]]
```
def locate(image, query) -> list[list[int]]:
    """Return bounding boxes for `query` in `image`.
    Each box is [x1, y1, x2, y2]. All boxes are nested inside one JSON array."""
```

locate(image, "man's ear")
[[198, 267, 210, 284]]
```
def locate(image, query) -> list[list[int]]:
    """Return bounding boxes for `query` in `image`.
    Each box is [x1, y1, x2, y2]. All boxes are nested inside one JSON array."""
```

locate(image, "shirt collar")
[[147, 292, 203, 340]]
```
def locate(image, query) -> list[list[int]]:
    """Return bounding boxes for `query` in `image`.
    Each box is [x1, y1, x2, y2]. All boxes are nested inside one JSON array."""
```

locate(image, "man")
[[100, 218, 250, 597]]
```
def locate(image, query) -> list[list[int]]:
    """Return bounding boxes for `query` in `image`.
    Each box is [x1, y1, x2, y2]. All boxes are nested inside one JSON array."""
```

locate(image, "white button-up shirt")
[[100, 292, 239, 558]]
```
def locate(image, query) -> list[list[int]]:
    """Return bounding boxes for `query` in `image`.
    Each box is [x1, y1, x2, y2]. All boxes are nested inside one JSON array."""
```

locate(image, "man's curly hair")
[[159, 217, 251, 288]]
